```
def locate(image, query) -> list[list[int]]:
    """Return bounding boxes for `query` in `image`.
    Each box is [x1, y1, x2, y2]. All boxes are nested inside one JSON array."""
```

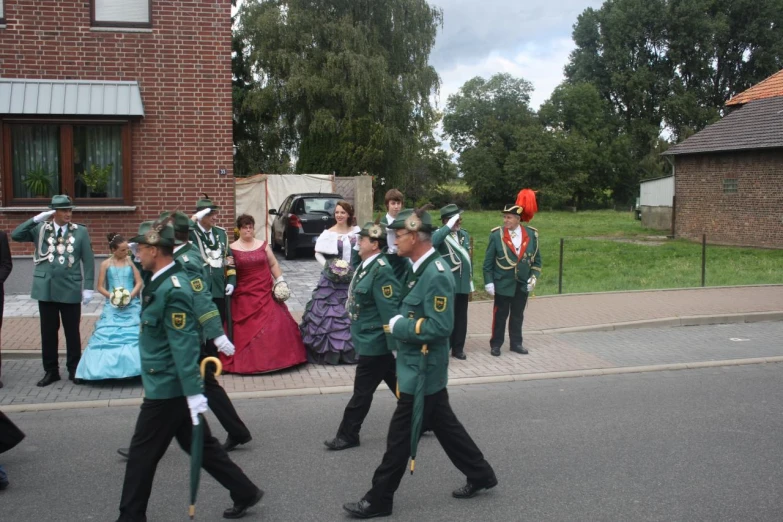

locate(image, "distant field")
[[459, 210, 783, 297]]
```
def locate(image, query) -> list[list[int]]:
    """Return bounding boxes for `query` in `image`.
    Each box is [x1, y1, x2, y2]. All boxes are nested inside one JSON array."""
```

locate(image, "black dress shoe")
[[324, 436, 359, 451], [510, 345, 528, 355], [117, 448, 129, 459], [0, 379, 4, 389], [452, 476, 498, 499], [223, 434, 252, 452], [37, 371, 61, 387], [490, 346, 501, 357], [452, 352, 467, 360], [342, 499, 392, 519], [223, 488, 263, 519], [68, 372, 84, 385]]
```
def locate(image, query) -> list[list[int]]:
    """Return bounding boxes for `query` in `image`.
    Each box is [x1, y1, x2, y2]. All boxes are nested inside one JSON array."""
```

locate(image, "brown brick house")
[[662, 70, 783, 248], [0, 0, 235, 266]]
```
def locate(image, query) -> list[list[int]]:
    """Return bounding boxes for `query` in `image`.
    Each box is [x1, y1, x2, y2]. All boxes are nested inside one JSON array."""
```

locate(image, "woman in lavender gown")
[[300, 201, 361, 365]]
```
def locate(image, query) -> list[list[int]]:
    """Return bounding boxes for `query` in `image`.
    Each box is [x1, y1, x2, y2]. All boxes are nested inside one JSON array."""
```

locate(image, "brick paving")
[[1, 283, 781, 407]]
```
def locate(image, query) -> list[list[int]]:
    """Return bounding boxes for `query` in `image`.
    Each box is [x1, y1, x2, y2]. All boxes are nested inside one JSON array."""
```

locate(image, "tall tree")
[[237, 0, 443, 185]]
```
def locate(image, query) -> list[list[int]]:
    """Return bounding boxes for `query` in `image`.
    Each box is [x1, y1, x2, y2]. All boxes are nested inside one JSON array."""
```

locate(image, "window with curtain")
[[1, 1, 6, 25], [3, 121, 132, 205], [92, 0, 151, 27]]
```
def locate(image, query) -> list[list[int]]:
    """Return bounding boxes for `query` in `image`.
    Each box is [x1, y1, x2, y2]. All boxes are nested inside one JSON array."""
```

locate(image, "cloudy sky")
[[429, 0, 603, 111]]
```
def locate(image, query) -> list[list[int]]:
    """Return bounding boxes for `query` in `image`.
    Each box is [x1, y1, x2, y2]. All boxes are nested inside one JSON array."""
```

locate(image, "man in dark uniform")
[[343, 208, 497, 519], [11, 195, 95, 386], [117, 217, 263, 521], [324, 220, 400, 451], [483, 192, 541, 356]]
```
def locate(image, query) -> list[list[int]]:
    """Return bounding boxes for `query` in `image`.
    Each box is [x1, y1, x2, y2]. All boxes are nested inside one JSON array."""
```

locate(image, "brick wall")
[[0, 0, 235, 256], [674, 149, 783, 248]]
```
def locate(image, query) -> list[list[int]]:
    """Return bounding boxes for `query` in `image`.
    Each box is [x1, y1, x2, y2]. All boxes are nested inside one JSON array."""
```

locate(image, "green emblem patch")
[[433, 296, 448, 312], [191, 278, 204, 292], [382, 285, 393, 298], [172, 313, 186, 329]]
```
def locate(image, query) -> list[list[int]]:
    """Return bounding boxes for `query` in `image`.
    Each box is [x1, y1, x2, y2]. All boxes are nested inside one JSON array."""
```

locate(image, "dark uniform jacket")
[[482, 225, 541, 297], [173, 243, 225, 342], [347, 254, 401, 357], [189, 225, 236, 298], [432, 225, 473, 294]]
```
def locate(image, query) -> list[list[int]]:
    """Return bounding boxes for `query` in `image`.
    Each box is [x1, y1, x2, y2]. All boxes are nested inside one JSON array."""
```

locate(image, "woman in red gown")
[[220, 214, 307, 374]]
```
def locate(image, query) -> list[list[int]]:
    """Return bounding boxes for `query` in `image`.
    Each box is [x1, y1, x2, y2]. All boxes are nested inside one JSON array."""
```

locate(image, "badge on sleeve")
[[190, 278, 204, 292], [434, 296, 447, 312], [382, 285, 393, 298], [172, 313, 186, 329]]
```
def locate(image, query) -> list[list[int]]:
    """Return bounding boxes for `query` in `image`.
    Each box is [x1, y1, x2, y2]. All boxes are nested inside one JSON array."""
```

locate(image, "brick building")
[[0, 0, 235, 261], [663, 70, 783, 248]]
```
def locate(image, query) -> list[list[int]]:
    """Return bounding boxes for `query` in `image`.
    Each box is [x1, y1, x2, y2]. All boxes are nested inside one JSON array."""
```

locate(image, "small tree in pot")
[[80, 163, 113, 197], [23, 164, 55, 198]]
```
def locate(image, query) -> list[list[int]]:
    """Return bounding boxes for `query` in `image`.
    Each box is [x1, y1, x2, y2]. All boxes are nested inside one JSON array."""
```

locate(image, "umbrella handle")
[[200, 356, 222, 379]]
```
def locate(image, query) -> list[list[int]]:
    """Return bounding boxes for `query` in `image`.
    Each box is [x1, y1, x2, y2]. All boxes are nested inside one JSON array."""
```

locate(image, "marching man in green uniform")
[[431, 204, 474, 360], [482, 189, 541, 356], [343, 207, 497, 520], [324, 219, 400, 451], [11, 195, 95, 387], [117, 217, 263, 522]]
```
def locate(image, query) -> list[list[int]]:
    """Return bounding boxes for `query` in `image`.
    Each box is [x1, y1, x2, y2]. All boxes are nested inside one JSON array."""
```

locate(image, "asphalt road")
[[2, 341, 783, 520]]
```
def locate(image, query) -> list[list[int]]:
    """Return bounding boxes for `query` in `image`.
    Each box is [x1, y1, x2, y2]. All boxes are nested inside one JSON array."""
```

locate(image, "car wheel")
[[284, 236, 297, 260]]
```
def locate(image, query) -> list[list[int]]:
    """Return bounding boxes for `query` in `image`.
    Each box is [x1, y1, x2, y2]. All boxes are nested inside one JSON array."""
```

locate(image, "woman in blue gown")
[[75, 233, 143, 381]]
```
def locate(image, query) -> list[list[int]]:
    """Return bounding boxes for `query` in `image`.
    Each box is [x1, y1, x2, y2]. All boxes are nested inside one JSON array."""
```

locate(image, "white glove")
[[194, 208, 211, 221], [128, 242, 138, 257], [82, 289, 94, 306], [34, 210, 56, 223], [527, 276, 537, 293], [484, 283, 495, 296], [214, 334, 235, 356], [446, 214, 460, 229], [225, 284, 235, 296], [389, 314, 403, 333], [274, 275, 285, 284], [186, 394, 209, 426]]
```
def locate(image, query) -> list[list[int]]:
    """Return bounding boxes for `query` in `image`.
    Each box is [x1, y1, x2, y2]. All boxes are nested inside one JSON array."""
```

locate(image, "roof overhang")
[[0, 79, 144, 117]]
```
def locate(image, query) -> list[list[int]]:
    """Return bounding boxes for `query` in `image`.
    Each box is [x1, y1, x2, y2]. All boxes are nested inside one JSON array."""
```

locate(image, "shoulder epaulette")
[[527, 226, 538, 231], [182, 255, 189, 263], [491, 226, 501, 232], [434, 260, 445, 272], [213, 225, 226, 231], [377, 258, 387, 267], [171, 275, 181, 288]]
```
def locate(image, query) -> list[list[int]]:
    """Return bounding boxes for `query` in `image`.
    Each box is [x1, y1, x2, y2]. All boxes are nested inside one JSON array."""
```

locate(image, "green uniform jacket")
[[391, 252, 455, 396], [347, 254, 401, 357], [173, 243, 225, 342], [11, 218, 95, 303], [384, 251, 411, 282], [189, 225, 236, 298], [482, 226, 542, 297], [139, 263, 204, 399], [432, 226, 473, 295]]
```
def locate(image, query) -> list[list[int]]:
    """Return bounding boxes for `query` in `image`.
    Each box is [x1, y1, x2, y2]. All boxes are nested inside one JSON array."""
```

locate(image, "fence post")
[[558, 238, 564, 294], [701, 234, 706, 287]]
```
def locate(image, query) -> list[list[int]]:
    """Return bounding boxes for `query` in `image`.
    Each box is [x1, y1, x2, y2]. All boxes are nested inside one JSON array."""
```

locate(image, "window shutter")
[[94, 0, 149, 24]]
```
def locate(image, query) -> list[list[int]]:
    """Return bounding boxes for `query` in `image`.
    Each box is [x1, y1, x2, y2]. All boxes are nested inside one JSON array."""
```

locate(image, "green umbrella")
[[190, 356, 223, 519], [409, 343, 429, 475]]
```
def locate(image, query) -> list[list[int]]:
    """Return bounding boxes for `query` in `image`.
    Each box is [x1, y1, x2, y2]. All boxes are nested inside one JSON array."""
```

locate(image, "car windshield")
[[303, 198, 339, 214]]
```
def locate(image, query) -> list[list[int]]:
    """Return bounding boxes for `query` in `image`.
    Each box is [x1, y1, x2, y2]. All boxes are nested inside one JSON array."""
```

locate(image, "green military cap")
[[195, 193, 220, 212], [159, 211, 194, 233], [359, 220, 387, 241], [502, 204, 524, 217], [130, 219, 181, 247], [48, 194, 74, 209], [439, 204, 462, 220], [388, 207, 436, 233]]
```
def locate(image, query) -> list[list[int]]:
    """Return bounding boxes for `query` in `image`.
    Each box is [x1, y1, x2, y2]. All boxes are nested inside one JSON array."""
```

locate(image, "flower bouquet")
[[272, 281, 291, 303], [324, 258, 354, 284], [109, 287, 132, 308]]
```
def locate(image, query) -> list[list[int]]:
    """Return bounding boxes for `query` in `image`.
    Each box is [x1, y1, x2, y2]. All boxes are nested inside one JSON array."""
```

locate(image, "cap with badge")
[[48, 194, 74, 209], [130, 216, 181, 247], [388, 206, 436, 232], [195, 193, 220, 213], [439, 204, 463, 221], [159, 211, 194, 233], [359, 217, 387, 242]]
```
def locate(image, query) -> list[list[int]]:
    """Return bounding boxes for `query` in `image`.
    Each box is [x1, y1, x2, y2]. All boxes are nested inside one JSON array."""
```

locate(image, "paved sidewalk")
[[2, 285, 782, 410]]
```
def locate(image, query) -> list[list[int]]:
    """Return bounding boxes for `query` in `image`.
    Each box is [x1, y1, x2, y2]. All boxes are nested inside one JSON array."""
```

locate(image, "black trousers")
[[118, 397, 259, 522], [363, 388, 496, 509], [490, 285, 529, 350], [450, 293, 469, 355], [0, 288, 4, 376], [203, 296, 251, 443], [38, 300, 82, 373], [337, 353, 397, 444]]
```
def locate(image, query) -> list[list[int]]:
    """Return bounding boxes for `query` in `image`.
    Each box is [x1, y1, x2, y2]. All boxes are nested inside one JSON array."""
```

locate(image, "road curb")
[[5, 355, 783, 413]]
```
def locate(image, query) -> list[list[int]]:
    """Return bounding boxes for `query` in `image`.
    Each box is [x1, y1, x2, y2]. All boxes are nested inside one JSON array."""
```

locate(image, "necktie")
[[57, 227, 63, 240], [510, 231, 516, 238]]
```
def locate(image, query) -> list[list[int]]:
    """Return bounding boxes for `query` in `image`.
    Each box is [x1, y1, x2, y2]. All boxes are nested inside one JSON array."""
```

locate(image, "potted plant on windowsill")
[[80, 163, 113, 198], [23, 165, 54, 198]]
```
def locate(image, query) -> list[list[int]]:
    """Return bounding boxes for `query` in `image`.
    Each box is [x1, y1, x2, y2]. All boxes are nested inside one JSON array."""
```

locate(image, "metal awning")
[[0, 79, 144, 117]]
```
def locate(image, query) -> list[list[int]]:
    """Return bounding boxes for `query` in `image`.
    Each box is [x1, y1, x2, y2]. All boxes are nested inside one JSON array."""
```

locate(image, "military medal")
[[58, 255, 65, 264], [47, 245, 54, 253], [56, 244, 66, 255], [66, 245, 74, 253], [68, 255, 75, 265], [47, 237, 54, 245], [58, 236, 64, 244], [47, 254, 55, 263], [68, 236, 75, 244]]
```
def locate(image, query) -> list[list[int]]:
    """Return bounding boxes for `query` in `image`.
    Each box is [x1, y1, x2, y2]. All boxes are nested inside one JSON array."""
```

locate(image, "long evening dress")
[[220, 243, 307, 374]]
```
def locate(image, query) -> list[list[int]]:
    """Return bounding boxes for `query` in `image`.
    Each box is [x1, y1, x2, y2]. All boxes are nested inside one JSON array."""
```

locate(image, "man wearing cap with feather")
[[482, 189, 542, 357]]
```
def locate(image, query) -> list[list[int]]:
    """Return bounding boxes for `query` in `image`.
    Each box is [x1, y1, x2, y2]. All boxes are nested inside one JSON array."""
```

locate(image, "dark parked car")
[[269, 193, 344, 260]]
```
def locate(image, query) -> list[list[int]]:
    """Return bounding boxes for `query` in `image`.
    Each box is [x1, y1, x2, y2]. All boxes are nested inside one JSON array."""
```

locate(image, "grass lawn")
[[460, 210, 783, 297]]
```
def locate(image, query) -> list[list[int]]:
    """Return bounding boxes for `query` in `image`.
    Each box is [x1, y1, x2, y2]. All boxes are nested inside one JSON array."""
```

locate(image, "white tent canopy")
[[235, 174, 335, 241]]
